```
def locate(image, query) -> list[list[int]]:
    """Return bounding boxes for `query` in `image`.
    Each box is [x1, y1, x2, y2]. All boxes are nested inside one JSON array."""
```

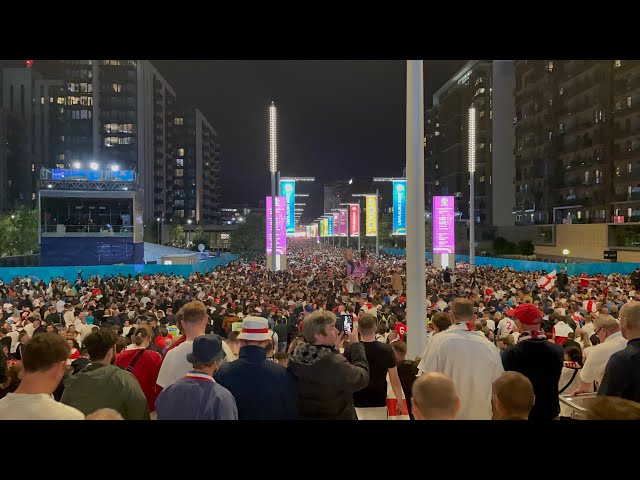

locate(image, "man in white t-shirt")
[[572, 315, 628, 395], [497, 316, 516, 337], [0, 333, 84, 420], [419, 299, 503, 420], [157, 300, 234, 390]]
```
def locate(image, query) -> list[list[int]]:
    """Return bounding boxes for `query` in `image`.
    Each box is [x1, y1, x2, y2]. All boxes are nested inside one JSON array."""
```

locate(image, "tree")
[[517, 240, 535, 256], [191, 225, 210, 251], [0, 206, 39, 256], [230, 213, 265, 259], [168, 224, 186, 248]]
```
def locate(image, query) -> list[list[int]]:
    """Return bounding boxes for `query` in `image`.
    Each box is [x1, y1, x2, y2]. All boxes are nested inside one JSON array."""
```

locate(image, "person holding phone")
[[288, 311, 369, 420]]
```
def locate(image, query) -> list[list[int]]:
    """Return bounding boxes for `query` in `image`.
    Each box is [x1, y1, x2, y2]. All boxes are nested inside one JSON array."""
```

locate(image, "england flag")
[[583, 300, 598, 313], [537, 270, 557, 291]]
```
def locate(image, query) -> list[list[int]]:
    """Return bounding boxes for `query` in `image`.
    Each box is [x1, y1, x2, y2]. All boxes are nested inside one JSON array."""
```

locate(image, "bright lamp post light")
[[89, 162, 99, 170], [562, 248, 570, 265], [468, 106, 476, 273], [269, 101, 278, 271], [111, 164, 119, 172], [73, 161, 81, 169]]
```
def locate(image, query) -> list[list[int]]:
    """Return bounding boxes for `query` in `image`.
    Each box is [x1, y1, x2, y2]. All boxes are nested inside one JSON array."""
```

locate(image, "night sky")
[[152, 60, 466, 221], [1, 59, 467, 222]]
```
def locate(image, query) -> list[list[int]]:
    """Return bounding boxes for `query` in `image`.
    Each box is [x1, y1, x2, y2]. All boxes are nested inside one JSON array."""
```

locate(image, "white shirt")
[[7, 331, 19, 352], [579, 331, 627, 387], [553, 321, 573, 338], [0, 393, 85, 420], [436, 300, 448, 311], [55, 300, 65, 313], [485, 319, 496, 333], [157, 340, 194, 389], [559, 362, 586, 417], [23, 323, 35, 338], [122, 326, 134, 337], [63, 311, 75, 327], [582, 322, 595, 338], [497, 318, 516, 337], [419, 323, 504, 420]]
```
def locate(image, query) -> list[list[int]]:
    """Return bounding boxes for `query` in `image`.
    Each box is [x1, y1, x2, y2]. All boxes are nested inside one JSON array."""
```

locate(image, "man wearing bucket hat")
[[501, 303, 563, 420], [215, 316, 296, 420], [155, 334, 237, 420]]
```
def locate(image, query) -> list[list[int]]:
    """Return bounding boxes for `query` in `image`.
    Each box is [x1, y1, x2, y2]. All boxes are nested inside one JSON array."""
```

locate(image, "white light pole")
[[269, 102, 278, 272], [562, 248, 569, 266], [406, 60, 427, 359], [157, 217, 161, 244], [186, 218, 192, 247], [468, 106, 476, 274]]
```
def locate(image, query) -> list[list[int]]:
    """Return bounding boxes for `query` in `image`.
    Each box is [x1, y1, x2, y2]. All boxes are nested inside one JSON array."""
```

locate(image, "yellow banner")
[[322, 218, 329, 237], [366, 195, 377, 237]]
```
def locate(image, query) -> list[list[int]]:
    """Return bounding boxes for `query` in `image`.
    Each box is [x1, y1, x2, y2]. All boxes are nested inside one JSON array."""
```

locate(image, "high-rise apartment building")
[[425, 60, 515, 236]]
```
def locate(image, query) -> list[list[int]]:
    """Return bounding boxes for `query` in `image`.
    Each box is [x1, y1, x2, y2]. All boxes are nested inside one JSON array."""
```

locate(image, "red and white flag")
[[484, 286, 494, 303], [583, 300, 598, 312], [537, 270, 557, 291]]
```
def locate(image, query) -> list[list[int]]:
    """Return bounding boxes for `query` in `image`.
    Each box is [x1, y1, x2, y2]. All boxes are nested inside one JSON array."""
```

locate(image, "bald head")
[[620, 301, 640, 339], [492, 371, 534, 420], [412, 373, 460, 420]]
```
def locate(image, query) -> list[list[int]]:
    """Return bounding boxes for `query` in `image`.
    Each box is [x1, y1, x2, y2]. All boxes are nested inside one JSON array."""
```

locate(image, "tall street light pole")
[[468, 106, 476, 274], [405, 60, 427, 359], [269, 102, 278, 272]]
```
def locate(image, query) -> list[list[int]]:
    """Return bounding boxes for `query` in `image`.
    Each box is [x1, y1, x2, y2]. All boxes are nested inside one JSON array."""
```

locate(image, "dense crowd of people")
[[0, 241, 639, 420]]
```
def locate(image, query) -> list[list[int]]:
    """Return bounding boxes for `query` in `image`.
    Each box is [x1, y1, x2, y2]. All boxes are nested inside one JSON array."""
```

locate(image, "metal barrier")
[[558, 393, 598, 420]]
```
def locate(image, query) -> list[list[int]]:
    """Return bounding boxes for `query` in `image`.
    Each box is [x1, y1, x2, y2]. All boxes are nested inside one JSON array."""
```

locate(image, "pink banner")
[[266, 196, 287, 255], [433, 196, 455, 254], [339, 209, 347, 237], [332, 212, 339, 237], [349, 204, 360, 237]]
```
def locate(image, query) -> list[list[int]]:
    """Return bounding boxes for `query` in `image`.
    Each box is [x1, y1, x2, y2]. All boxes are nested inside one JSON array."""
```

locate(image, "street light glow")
[[269, 102, 277, 173], [73, 161, 81, 169], [111, 164, 119, 172], [562, 248, 570, 255], [90, 162, 99, 170], [187, 219, 193, 225], [468, 107, 476, 173]]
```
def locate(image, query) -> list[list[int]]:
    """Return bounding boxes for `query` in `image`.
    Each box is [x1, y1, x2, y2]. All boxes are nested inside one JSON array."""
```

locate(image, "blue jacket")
[[215, 345, 297, 420], [155, 372, 238, 420]]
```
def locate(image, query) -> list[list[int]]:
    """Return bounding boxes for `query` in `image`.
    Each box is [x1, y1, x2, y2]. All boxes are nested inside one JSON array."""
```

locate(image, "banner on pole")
[[339, 209, 348, 237], [266, 196, 286, 255], [328, 215, 334, 236], [280, 180, 296, 236], [365, 195, 377, 237], [392, 179, 407, 236], [350, 204, 360, 237], [433, 196, 455, 254]]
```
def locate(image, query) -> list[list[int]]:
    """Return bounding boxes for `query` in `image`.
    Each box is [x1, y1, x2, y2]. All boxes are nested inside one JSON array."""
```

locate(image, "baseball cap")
[[507, 303, 543, 325]]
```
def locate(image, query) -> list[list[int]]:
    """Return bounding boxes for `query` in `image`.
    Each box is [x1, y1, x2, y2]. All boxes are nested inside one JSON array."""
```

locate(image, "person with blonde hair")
[[86, 408, 124, 420], [411, 372, 460, 420]]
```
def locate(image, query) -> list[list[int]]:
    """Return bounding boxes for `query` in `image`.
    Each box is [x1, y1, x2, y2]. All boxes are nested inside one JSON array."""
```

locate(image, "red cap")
[[507, 303, 542, 325]]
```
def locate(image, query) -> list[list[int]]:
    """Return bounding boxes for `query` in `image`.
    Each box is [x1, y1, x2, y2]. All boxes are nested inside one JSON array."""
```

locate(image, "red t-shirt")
[[116, 348, 163, 412], [395, 322, 407, 339]]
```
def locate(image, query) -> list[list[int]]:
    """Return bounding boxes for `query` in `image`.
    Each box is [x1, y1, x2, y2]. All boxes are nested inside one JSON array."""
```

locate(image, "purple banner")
[[266, 196, 287, 255], [433, 196, 455, 254], [332, 212, 339, 237], [339, 209, 347, 237]]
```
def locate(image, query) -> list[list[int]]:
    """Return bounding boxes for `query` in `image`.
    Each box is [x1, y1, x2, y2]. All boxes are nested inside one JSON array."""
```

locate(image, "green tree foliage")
[[230, 213, 265, 259], [0, 206, 39, 256], [168, 224, 186, 248], [191, 226, 210, 251], [517, 240, 535, 256]]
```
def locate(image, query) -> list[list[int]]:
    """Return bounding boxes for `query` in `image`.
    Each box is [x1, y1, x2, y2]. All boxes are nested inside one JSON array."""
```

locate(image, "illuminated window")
[[629, 163, 633, 173], [112, 83, 122, 93], [57, 97, 65, 105], [479, 110, 485, 117], [174, 117, 184, 126], [31, 163, 35, 172], [40, 97, 45, 105], [560, 87, 564, 95], [547, 61, 554, 72], [32, 192, 36, 201], [176, 158, 183, 166], [175, 169, 184, 177], [178, 148, 185, 156], [628, 96, 632, 107], [615, 60, 622, 68]]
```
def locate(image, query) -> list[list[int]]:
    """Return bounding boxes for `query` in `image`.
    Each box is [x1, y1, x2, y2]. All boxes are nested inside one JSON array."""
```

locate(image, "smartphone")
[[336, 314, 354, 334]]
